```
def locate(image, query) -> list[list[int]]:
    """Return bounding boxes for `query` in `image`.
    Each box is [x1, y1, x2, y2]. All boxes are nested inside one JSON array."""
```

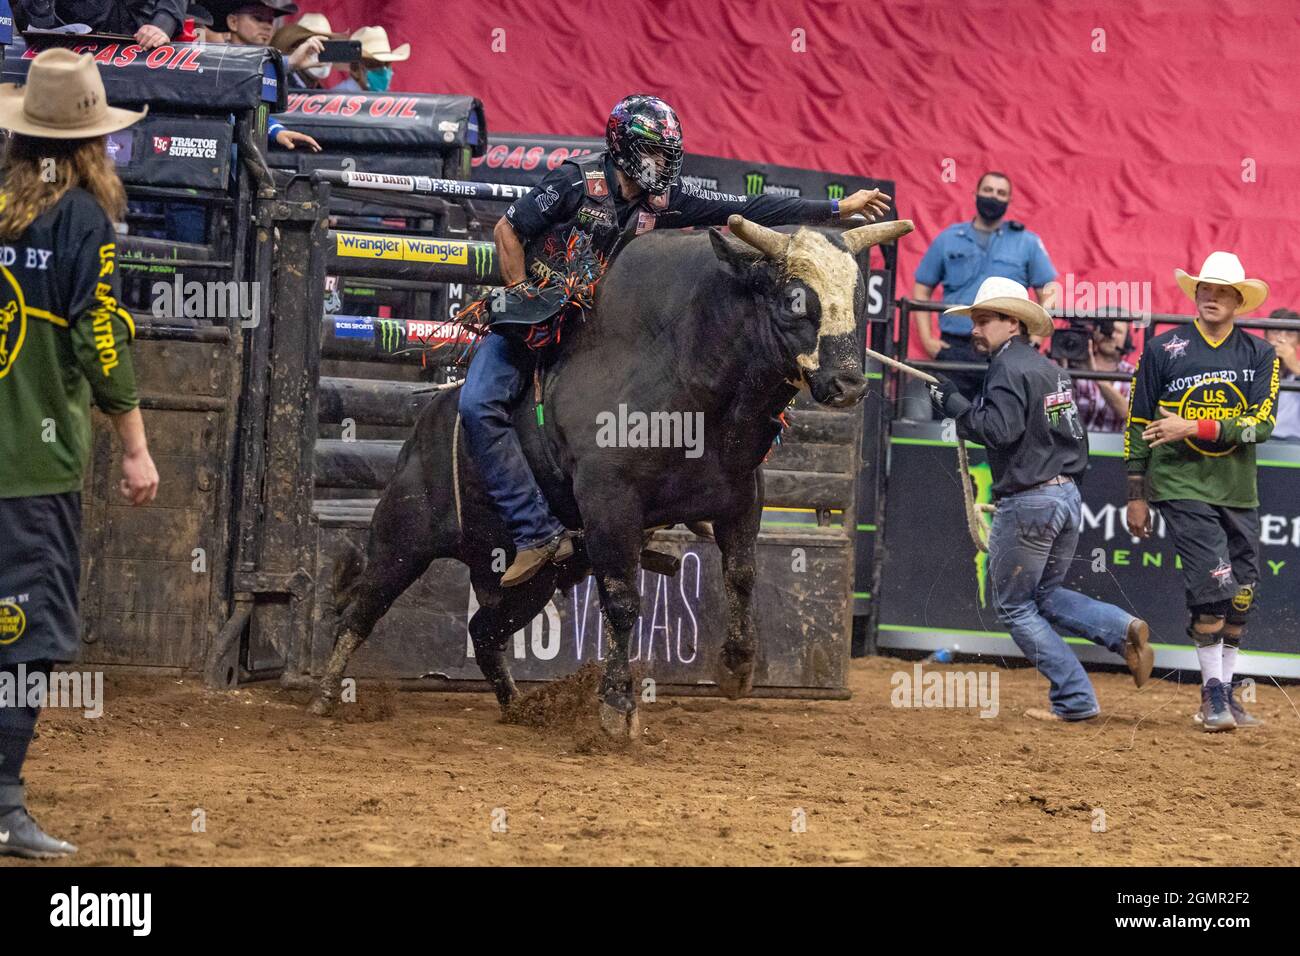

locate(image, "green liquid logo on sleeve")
[[970, 461, 994, 609]]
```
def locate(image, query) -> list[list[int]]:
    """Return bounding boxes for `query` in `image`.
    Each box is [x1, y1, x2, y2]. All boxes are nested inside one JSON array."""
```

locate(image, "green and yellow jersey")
[[0, 187, 138, 499], [1124, 321, 1279, 508]]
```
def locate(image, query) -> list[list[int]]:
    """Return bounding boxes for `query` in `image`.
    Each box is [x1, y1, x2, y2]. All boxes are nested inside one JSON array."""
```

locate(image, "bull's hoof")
[[599, 701, 641, 739], [493, 681, 520, 716], [307, 695, 335, 718], [715, 646, 756, 700]]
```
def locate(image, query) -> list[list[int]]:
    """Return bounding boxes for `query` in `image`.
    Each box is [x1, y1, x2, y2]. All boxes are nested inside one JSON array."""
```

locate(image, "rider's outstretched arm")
[[664, 182, 891, 229]]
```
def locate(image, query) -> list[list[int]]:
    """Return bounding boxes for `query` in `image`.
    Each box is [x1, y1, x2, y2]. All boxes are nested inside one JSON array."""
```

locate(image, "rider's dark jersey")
[[504, 150, 837, 283]]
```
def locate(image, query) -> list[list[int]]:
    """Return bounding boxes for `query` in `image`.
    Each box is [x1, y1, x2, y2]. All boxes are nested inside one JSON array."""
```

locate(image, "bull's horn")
[[842, 219, 914, 254], [727, 214, 789, 259]]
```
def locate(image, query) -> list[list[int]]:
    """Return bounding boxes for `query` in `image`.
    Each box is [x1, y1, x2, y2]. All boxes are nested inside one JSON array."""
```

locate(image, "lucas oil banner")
[[3, 35, 284, 111], [876, 420, 1300, 678]]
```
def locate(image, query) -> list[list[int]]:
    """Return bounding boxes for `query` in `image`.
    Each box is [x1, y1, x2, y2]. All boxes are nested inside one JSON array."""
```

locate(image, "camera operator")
[[1069, 320, 1135, 433]]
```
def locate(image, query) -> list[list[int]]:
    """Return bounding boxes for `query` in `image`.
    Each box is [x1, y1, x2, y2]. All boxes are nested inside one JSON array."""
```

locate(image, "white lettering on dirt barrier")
[[465, 552, 703, 664]]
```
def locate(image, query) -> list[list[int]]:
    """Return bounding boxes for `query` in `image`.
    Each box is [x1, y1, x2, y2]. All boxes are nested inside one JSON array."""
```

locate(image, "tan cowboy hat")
[[350, 25, 410, 63], [272, 12, 343, 51], [943, 276, 1053, 338], [1175, 251, 1268, 315], [0, 48, 146, 140]]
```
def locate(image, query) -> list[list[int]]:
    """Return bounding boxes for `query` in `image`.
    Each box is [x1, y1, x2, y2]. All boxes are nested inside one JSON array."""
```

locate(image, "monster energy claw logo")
[[826, 183, 845, 201], [377, 318, 403, 352], [745, 172, 765, 197], [474, 244, 494, 280]]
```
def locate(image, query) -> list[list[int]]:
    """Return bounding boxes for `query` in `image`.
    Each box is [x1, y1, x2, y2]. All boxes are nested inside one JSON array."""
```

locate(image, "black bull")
[[309, 215, 914, 734]]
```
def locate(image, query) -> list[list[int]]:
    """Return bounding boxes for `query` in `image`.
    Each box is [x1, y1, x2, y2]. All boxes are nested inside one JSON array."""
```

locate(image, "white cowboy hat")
[[350, 25, 410, 63], [943, 276, 1053, 338], [1174, 251, 1268, 315], [0, 48, 146, 140]]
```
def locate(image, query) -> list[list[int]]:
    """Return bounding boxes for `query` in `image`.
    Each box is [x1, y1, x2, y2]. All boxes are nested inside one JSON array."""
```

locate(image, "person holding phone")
[[272, 12, 348, 90]]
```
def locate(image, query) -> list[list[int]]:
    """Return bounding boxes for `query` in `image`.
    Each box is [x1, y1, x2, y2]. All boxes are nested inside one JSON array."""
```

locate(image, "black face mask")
[[976, 195, 1008, 221]]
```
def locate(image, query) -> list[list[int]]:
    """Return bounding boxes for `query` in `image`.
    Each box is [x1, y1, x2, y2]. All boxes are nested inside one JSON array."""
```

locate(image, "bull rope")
[[410, 379, 467, 536], [865, 347, 992, 553], [452, 411, 463, 536]]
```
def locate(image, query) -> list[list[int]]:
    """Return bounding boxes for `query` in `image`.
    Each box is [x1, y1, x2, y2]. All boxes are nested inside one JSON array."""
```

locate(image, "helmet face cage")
[[607, 94, 683, 195], [626, 138, 683, 195]]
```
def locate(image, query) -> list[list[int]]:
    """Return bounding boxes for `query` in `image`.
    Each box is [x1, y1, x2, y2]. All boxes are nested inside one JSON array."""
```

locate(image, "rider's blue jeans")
[[458, 332, 566, 549], [988, 481, 1135, 719]]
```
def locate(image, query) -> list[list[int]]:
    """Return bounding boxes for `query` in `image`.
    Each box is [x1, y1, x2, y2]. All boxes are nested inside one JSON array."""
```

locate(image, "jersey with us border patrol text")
[[0, 186, 139, 499], [1124, 323, 1279, 508]]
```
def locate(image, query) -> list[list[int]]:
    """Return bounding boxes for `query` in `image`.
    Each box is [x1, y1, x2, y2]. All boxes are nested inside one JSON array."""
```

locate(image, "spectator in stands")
[[187, 4, 222, 42], [333, 25, 409, 92], [16, 0, 185, 48], [220, 0, 299, 46], [1264, 308, 1300, 441], [1072, 320, 1135, 433], [268, 114, 319, 152], [272, 13, 342, 90], [911, 171, 1061, 401]]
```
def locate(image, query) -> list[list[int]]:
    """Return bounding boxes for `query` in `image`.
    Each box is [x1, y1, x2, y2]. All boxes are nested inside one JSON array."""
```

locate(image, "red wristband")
[[1196, 419, 1219, 441]]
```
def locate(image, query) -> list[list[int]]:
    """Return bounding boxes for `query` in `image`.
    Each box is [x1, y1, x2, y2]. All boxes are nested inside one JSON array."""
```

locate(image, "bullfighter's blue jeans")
[[458, 332, 566, 549], [988, 481, 1135, 719]]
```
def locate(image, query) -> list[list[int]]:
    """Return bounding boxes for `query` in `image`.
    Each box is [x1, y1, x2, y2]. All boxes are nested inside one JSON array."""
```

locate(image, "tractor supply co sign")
[[876, 422, 1300, 675], [152, 135, 218, 160]]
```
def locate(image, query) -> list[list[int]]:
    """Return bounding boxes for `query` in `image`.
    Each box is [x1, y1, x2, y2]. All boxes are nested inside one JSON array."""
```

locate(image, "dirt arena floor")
[[6, 657, 1299, 867]]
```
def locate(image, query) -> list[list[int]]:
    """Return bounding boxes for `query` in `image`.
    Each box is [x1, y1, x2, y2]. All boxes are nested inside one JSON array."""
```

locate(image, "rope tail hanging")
[[865, 346, 994, 553]]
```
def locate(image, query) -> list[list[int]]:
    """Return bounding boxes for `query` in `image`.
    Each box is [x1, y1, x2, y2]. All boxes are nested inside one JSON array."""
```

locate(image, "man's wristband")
[[1126, 474, 1147, 502], [1196, 419, 1219, 441]]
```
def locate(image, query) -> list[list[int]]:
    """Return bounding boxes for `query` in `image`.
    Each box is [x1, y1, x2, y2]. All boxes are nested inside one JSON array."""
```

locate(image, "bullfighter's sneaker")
[[1194, 678, 1236, 732], [1224, 680, 1262, 728], [0, 805, 78, 860]]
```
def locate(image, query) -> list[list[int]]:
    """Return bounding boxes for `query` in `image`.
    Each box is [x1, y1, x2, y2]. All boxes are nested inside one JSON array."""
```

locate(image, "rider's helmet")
[[605, 94, 683, 196]]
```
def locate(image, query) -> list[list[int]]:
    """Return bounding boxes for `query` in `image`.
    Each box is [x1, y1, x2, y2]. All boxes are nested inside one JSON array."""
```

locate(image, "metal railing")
[[889, 298, 1300, 422]]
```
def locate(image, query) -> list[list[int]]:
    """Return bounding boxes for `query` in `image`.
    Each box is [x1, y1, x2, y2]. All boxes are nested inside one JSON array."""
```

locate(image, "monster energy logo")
[[826, 183, 845, 201], [473, 243, 494, 280], [377, 318, 404, 352], [744, 171, 800, 198]]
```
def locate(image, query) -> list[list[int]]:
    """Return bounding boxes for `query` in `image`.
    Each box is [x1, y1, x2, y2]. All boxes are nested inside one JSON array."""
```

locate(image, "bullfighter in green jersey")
[[1124, 252, 1279, 733]]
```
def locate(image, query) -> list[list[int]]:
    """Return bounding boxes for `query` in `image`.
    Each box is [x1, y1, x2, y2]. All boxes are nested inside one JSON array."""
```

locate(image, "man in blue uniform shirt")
[[912, 171, 1060, 400]]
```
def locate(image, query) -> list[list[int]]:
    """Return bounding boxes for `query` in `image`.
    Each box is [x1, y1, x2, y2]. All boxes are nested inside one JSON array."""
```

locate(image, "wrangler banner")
[[877, 420, 1300, 678]]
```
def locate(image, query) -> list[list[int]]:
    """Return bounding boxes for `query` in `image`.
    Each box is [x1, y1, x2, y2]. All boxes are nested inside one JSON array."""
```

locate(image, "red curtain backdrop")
[[309, 0, 1300, 332]]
